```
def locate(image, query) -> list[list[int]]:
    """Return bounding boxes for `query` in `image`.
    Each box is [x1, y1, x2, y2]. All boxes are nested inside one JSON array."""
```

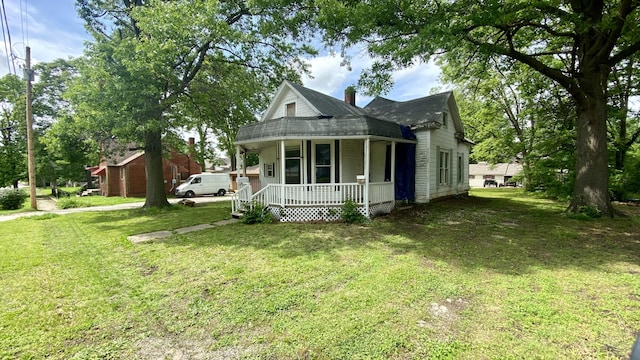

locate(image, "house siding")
[[370, 141, 387, 183], [456, 143, 471, 192], [341, 140, 364, 182], [260, 145, 280, 186], [268, 88, 317, 119], [97, 149, 201, 197], [414, 130, 431, 203], [125, 156, 146, 197], [429, 117, 458, 199]]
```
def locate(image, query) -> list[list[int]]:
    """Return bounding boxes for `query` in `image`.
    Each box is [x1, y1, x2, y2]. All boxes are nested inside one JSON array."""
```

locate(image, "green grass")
[[55, 195, 145, 209], [1, 190, 639, 359]]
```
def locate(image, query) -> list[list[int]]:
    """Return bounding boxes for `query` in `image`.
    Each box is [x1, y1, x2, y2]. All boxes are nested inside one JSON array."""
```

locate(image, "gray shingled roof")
[[364, 91, 452, 127], [288, 82, 369, 117], [236, 115, 408, 143], [236, 82, 464, 145]]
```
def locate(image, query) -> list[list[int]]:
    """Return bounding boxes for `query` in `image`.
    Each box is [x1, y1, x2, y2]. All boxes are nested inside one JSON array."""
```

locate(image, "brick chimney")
[[188, 137, 195, 146], [344, 86, 356, 106]]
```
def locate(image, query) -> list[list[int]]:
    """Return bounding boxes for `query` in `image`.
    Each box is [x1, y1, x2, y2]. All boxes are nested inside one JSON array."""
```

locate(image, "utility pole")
[[25, 46, 37, 210]]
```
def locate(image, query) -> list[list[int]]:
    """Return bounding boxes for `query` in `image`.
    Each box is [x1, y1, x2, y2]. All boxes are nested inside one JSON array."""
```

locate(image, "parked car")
[[483, 179, 498, 187], [175, 173, 230, 198]]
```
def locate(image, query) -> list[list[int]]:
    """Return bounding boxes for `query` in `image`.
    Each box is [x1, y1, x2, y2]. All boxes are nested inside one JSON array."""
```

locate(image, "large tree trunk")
[[143, 129, 171, 208], [568, 69, 613, 217]]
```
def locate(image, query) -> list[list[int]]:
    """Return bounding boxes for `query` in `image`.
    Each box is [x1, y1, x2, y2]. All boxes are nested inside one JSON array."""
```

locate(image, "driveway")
[[0, 195, 232, 222]]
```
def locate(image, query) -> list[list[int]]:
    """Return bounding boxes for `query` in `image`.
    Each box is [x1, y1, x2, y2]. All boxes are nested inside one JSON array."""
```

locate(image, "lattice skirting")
[[269, 202, 394, 222]]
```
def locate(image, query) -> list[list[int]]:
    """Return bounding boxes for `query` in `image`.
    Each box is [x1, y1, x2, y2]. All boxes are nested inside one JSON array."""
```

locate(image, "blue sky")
[[1, 0, 444, 107]]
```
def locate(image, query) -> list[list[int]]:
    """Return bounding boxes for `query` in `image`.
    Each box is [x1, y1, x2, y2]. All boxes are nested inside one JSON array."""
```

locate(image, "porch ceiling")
[[236, 115, 414, 149]]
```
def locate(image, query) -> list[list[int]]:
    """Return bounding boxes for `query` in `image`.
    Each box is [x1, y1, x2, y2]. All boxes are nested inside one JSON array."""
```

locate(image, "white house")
[[232, 80, 473, 222], [468, 162, 523, 187]]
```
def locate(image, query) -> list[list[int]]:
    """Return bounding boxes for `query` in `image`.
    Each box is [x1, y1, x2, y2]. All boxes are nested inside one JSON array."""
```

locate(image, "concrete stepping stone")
[[128, 218, 240, 243], [174, 224, 214, 234], [128, 231, 173, 244]]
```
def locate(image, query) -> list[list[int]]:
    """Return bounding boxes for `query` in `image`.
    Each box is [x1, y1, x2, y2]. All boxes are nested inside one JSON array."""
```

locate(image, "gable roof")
[[364, 92, 452, 127], [242, 81, 470, 147], [286, 82, 368, 117], [261, 80, 367, 120]]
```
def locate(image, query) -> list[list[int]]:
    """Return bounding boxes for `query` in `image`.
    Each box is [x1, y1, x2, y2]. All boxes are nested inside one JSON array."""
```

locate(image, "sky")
[[0, 0, 444, 108]]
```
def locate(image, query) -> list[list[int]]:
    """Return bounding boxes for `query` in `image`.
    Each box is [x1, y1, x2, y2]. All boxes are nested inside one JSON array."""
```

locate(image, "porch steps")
[[231, 210, 245, 219]]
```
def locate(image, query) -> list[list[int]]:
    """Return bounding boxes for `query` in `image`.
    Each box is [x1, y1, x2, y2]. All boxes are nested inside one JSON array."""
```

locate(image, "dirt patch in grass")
[[417, 298, 469, 340], [135, 336, 262, 360]]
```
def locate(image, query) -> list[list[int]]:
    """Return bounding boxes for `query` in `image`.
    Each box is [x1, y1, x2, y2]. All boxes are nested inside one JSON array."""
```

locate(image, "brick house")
[[91, 139, 201, 197]]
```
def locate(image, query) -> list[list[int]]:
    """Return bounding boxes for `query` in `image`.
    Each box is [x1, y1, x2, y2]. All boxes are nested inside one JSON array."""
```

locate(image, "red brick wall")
[[162, 151, 202, 194], [125, 156, 147, 197], [101, 149, 201, 197], [106, 167, 120, 196]]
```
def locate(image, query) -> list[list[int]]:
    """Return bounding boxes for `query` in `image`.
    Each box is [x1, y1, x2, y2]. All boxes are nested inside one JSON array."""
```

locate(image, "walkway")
[[127, 218, 239, 244], [0, 195, 232, 223]]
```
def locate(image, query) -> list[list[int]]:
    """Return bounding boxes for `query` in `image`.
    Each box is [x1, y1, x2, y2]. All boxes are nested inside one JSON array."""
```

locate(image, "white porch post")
[[364, 138, 370, 217], [391, 141, 396, 183], [235, 146, 242, 172], [242, 151, 247, 177], [280, 140, 286, 208], [391, 141, 396, 206]]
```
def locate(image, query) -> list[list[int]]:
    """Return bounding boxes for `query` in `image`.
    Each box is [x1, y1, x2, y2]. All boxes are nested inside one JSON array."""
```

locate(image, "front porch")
[[232, 181, 395, 222], [232, 114, 417, 222]]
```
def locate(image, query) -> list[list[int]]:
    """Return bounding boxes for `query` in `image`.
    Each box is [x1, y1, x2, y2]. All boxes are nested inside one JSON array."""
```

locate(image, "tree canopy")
[[315, 0, 640, 216], [72, 0, 315, 207]]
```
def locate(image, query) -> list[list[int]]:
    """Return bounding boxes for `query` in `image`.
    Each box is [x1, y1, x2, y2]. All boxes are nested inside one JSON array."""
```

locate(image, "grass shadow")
[[161, 193, 640, 275]]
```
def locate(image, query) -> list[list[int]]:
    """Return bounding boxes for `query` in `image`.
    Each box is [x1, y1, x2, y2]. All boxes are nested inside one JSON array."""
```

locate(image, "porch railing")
[[234, 182, 394, 209], [231, 183, 252, 213]]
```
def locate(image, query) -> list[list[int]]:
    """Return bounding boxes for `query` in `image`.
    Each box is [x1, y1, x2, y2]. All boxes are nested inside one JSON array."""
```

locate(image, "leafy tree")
[[73, 0, 313, 208], [316, 0, 640, 216], [445, 59, 576, 194], [0, 75, 26, 188], [179, 61, 275, 171], [31, 59, 99, 185], [608, 55, 640, 199]]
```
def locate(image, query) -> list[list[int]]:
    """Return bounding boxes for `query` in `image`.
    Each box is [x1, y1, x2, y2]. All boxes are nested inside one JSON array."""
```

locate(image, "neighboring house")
[[90, 139, 201, 197], [229, 164, 260, 192], [468, 162, 523, 188], [233, 80, 473, 222]]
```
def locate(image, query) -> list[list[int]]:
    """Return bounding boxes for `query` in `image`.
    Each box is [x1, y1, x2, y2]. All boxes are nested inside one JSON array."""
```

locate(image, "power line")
[[20, 0, 28, 46], [0, 0, 17, 75], [0, 0, 12, 75]]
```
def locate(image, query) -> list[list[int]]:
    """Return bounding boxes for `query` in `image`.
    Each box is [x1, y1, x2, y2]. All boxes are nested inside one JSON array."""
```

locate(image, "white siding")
[[370, 141, 387, 182], [259, 145, 280, 186], [429, 119, 457, 199], [341, 139, 364, 182], [414, 130, 431, 203], [266, 88, 317, 119], [456, 143, 471, 192], [411, 106, 471, 203]]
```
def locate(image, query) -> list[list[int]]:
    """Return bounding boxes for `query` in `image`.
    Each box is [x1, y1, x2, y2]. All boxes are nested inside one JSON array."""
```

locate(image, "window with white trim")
[[314, 143, 331, 183], [439, 150, 450, 185], [285, 145, 301, 184], [286, 102, 296, 117]]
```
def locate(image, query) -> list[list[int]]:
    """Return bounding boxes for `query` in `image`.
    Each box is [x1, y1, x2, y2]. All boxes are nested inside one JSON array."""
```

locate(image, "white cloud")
[[300, 48, 445, 107], [388, 60, 446, 100], [0, 0, 88, 76], [301, 55, 350, 95]]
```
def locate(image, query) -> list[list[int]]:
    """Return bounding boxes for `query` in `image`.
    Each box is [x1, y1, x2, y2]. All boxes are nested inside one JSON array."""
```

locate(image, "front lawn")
[[1, 190, 638, 359]]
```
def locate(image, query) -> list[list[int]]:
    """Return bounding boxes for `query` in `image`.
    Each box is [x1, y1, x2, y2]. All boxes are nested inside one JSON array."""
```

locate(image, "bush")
[[241, 201, 273, 224], [341, 199, 366, 224], [57, 198, 81, 209], [0, 189, 28, 210]]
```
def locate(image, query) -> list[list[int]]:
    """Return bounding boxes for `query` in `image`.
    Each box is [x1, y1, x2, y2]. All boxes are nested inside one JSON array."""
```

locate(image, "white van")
[[175, 173, 230, 198]]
